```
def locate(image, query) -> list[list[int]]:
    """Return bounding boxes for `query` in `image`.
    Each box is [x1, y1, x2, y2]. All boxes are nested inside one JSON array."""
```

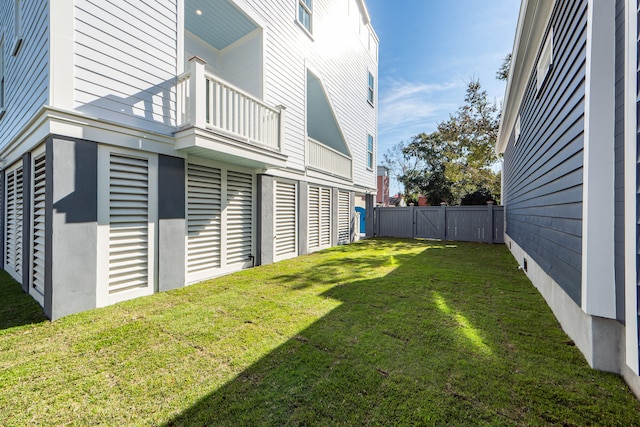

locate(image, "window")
[[514, 115, 521, 144], [367, 71, 374, 105], [367, 134, 374, 169], [12, 0, 23, 56], [298, 0, 312, 33], [536, 28, 553, 92]]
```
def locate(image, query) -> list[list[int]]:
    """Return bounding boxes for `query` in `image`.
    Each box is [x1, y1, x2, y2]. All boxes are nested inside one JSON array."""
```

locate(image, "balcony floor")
[[175, 126, 287, 169]]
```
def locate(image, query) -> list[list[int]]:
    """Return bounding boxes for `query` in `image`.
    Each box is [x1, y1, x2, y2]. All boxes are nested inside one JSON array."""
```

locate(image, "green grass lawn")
[[1, 238, 640, 426]]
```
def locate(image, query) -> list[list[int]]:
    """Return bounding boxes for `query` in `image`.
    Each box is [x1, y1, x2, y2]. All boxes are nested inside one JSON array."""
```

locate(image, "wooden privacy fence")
[[373, 203, 504, 244]]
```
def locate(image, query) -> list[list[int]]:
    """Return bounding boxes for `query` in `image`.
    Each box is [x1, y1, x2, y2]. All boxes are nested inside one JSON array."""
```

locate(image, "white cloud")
[[382, 79, 458, 104], [377, 77, 463, 136]]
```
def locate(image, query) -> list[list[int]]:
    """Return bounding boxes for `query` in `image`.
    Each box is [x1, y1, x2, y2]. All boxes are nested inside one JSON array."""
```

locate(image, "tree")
[[384, 58, 509, 205], [437, 79, 499, 170], [496, 54, 511, 81], [382, 141, 428, 192], [461, 188, 496, 205], [382, 133, 456, 205], [401, 132, 455, 205], [436, 79, 501, 203]]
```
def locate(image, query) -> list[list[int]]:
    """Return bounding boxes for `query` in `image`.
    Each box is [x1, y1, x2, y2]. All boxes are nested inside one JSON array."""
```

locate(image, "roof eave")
[[496, 0, 556, 154], [358, 0, 379, 42]]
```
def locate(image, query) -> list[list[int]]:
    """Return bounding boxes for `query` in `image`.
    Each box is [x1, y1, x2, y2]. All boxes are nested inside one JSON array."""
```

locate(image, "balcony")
[[175, 57, 287, 169], [306, 137, 352, 180]]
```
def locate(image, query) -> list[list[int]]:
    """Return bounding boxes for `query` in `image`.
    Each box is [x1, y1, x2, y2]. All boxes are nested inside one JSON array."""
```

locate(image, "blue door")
[[355, 207, 366, 233]]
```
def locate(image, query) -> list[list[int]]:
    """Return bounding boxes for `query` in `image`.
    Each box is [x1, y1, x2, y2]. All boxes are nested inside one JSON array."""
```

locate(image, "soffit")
[[185, 0, 258, 50]]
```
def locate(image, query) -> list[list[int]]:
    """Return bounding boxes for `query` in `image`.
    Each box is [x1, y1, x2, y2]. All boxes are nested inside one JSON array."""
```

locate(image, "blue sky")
[[365, 1, 521, 189]]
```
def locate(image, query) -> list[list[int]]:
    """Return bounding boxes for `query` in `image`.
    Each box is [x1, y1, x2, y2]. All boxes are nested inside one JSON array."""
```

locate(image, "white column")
[[188, 56, 207, 128], [277, 105, 286, 152], [581, 0, 616, 318]]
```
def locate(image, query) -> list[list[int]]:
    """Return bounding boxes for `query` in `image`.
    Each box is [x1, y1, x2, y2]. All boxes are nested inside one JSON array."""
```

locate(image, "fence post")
[[365, 194, 374, 237], [486, 201, 494, 244], [410, 205, 415, 238], [375, 206, 380, 237], [439, 202, 447, 241]]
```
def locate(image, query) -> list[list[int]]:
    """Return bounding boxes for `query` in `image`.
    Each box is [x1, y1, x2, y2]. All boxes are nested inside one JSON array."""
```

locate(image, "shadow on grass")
[[162, 247, 438, 426], [163, 240, 637, 426], [272, 255, 393, 291], [0, 270, 47, 330]]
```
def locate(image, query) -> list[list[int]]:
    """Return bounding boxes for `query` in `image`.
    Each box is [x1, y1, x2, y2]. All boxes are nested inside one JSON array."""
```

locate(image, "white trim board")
[[624, 0, 639, 374], [581, 0, 616, 318], [0, 106, 179, 169], [96, 145, 158, 307]]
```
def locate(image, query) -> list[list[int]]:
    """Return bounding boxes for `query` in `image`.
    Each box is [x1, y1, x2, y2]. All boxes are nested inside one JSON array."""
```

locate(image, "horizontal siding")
[[247, 0, 377, 190], [74, 0, 178, 134], [0, 0, 49, 150], [70, 0, 375, 189], [219, 31, 262, 99], [503, 0, 587, 304]]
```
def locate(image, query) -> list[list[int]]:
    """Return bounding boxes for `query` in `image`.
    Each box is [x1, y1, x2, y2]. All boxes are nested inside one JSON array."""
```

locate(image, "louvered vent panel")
[[319, 187, 332, 246], [226, 170, 253, 264], [338, 190, 350, 245], [187, 163, 222, 273], [15, 169, 23, 276], [308, 186, 320, 248], [5, 169, 16, 271], [274, 181, 296, 257], [31, 154, 46, 298], [108, 154, 149, 294], [5, 166, 23, 277]]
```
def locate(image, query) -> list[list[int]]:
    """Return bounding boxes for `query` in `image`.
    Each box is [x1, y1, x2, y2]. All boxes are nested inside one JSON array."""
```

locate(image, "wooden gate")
[[374, 204, 504, 244]]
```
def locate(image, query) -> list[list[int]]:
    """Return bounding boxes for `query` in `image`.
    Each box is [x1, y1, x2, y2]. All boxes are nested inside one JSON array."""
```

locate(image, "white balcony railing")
[[306, 137, 352, 179], [177, 57, 283, 151]]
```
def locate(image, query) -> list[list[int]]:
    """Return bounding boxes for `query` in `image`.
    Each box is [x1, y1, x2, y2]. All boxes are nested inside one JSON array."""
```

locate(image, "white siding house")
[[498, 0, 640, 399], [0, 0, 378, 319]]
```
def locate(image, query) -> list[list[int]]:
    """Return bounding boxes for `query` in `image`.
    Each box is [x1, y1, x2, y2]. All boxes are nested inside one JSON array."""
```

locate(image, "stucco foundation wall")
[[504, 234, 624, 374], [157, 154, 186, 291], [46, 137, 98, 320]]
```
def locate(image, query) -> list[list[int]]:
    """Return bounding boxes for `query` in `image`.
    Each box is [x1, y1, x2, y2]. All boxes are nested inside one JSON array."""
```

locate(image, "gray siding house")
[[0, 0, 378, 319], [498, 0, 640, 396]]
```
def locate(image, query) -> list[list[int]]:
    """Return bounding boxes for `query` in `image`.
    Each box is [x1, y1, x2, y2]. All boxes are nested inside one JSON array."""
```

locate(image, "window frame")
[[12, 0, 23, 56], [297, 0, 313, 35], [536, 28, 553, 93], [367, 134, 374, 170], [367, 71, 375, 106]]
